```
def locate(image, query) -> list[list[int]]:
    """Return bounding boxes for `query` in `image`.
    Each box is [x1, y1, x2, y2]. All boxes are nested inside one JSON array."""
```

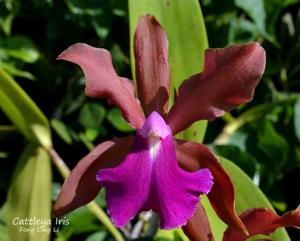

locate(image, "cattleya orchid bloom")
[[54, 14, 269, 237]]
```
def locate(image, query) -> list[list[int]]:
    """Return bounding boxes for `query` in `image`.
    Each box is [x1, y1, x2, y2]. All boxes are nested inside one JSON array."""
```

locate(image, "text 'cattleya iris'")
[[54, 14, 267, 236]]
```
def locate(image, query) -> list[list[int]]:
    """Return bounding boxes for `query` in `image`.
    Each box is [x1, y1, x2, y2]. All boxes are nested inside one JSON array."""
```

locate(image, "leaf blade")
[[220, 157, 291, 241], [0, 68, 51, 148], [7, 144, 52, 241]]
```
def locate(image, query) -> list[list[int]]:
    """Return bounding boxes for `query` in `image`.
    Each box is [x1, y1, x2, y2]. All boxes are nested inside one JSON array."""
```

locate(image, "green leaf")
[[253, 121, 289, 190], [211, 157, 291, 241], [128, 0, 208, 142], [7, 144, 52, 241], [264, 0, 299, 35], [51, 118, 73, 144], [0, 36, 40, 63], [0, 224, 9, 241], [0, 202, 8, 224], [107, 107, 134, 132], [0, 125, 18, 140], [294, 96, 300, 141], [0, 68, 51, 148], [0, 62, 36, 80], [85, 231, 106, 241], [79, 102, 106, 129], [212, 145, 256, 177], [234, 0, 266, 32], [201, 196, 227, 241], [55, 206, 102, 241]]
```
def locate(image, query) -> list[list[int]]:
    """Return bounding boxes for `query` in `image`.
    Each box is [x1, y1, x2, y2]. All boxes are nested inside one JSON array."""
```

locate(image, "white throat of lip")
[[148, 135, 161, 160]]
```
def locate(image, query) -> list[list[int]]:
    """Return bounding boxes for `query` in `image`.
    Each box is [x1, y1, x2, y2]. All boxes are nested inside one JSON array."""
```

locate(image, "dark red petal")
[[167, 42, 266, 134], [57, 43, 145, 129], [182, 203, 215, 241], [134, 15, 170, 116], [223, 207, 300, 241], [175, 140, 247, 234], [53, 137, 134, 217]]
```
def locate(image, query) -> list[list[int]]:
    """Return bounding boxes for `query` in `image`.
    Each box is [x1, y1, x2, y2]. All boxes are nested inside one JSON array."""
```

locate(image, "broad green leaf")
[[0, 224, 9, 241], [155, 229, 176, 241], [0, 68, 51, 148], [0, 125, 18, 140], [256, 121, 288, 189], [55, 206, 102, 241], [0, 0, 19, 35], [212, 145, 256, 177], [79, 102, 106, 129], [264, 0, 299, 35], [128, 0, 208, 142], [0, 62, 36, 80], [219, 157, 291, 241], [0, 36, 40, 63], [51, 118, 73, 144], [294, 97, 300, 141], [7, 144, 52, 241], [234, 0, 266, 32], [201, 157, 291, 241], [201, 196, 227, 241], [85, 231, 106, 241], [107, 107, 134, 132]]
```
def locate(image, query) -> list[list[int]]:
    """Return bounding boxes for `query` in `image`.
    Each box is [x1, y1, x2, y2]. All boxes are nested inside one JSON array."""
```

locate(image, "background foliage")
[[0, 0, 299, 240]]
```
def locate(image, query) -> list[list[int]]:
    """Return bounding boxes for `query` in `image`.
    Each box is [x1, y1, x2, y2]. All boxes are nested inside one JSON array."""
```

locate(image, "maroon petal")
[[223, 207, 300, 241], [134, 15, 170, 116], [53, 137, 134, 217], [58, 43, 145, 129], [167, 42, 266, 134], [182, 204, 215, 241], [175, 140, 247, 234]]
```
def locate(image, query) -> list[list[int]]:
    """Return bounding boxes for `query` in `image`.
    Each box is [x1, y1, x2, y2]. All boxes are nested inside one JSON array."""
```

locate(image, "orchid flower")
[[53, 15, 266, 236]]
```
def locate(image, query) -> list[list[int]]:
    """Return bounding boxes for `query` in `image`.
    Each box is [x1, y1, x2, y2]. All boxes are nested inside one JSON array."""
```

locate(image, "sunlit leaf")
[[7, 144, 52, 241], [0, 36, 40, 63], [86, 231, 106, 241], [0, 224, 8, 241], [294, 97, 300, 141], [234, 0, 266, 32], [51, 119, 73, 144], [128, 0, 208, 142], [79, 102, 106, 129], [0, 62, 36, 80], [0, 68, 51, 148], [55, 206, 102, 240], [220, 157, 291, 241]]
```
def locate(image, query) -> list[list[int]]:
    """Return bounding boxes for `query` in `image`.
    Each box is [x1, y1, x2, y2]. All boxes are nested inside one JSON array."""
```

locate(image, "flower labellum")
[[97, 111, 213, 229]]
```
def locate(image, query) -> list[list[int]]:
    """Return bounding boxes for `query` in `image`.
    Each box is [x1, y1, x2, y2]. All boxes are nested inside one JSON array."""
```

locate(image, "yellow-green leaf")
[[204, 157, 291, 241], [7, 144, 52, 241], [0, 68, 51, 148]]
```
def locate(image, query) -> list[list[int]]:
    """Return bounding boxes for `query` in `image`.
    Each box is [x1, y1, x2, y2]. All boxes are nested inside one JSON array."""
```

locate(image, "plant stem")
[[48, 148, 70, 178], [48, 147, 125, 241], [214, 95, 299, 144], [87, 202, 125, 241]]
